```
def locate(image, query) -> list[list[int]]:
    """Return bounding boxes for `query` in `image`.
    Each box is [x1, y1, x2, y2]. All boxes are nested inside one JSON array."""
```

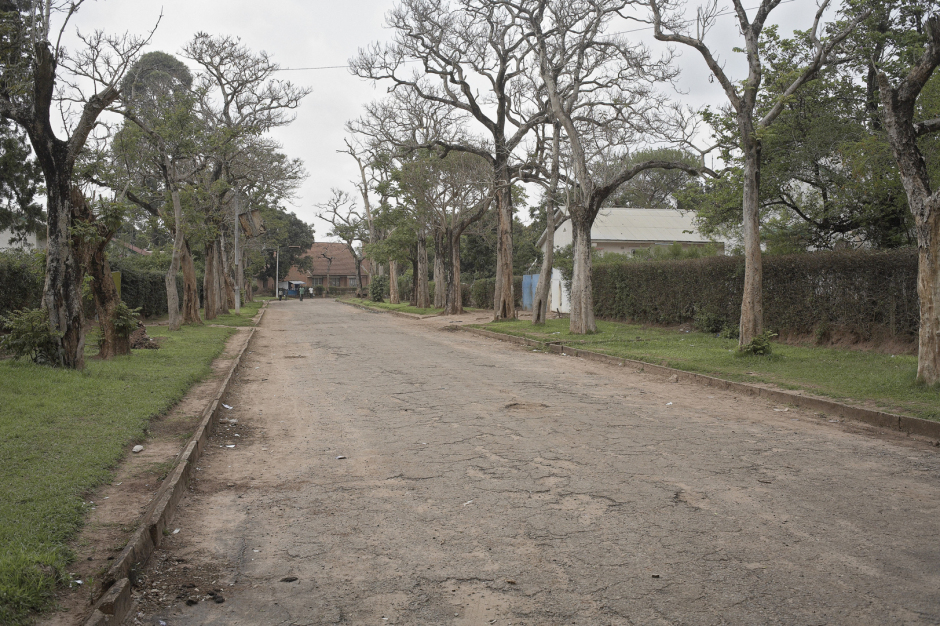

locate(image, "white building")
[[533, 207, 722, 314]]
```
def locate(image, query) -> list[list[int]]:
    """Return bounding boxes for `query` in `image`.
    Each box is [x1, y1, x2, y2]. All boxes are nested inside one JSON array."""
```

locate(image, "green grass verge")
[[0, 324, 235, 624], [202, 298, 265, 327], [344, 298, 442, 316], [476, 319, 940, 422]]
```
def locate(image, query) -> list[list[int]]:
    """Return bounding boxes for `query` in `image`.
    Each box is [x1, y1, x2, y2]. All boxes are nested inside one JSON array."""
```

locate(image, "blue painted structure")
[[521, 274, 540, 311]]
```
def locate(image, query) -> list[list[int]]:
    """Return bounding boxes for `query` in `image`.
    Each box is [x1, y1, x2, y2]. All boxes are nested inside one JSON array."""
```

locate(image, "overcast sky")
[[62, 0, 813, 240]]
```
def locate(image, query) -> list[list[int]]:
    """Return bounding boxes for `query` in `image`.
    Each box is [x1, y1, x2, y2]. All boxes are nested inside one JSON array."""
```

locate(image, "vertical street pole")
[[234, 193, 241, 314], [275, 246, 280, 297]]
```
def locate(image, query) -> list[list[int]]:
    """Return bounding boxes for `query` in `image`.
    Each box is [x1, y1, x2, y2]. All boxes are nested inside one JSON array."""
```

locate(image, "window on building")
[[311, 277, 323, 286], [349, 276, 358, 287], [329, 277, 342, 287]]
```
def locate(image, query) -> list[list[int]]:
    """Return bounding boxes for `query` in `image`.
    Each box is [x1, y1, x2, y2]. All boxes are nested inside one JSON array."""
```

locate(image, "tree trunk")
[[165, 189, 184, 331], [416, 235, 430, 309], [493, 159, 515, 320], [181, 238, 202, 325], [356, 259, 364, 298], [915, 215, 940, 384], [444, 229, 464, 315], [533, 217, 555, 325], [220, 234, 237, 310], [203, 240, 219, 320], [738, 131, 764, 346], [88, 247, 128, 358], [389, 259, 400, 304], [39, 157, 85, 368], [534, 126, 560, 326], [433, 230, 445, 308], [568, 215, 596, 334]]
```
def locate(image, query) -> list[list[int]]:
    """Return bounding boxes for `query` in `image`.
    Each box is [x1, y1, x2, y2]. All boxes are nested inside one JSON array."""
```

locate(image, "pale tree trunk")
[[215, 239, 230, 315], [203, 240, 219, 320], [220, 236, 236, 311], [876, 20, 940, 384], [433, 230, 445, 308], [533, 222, 555, 325], [416, 234, 430, 309], [389, 259, 400, 304], [181, 238, 202, 325], [738, 130, 764, 346], [165, 189, 184, 331], [568, 215, 596, 334], [444, 229, 464, 315], [493, 160, 515, 320], [534, 125, 561, 326]]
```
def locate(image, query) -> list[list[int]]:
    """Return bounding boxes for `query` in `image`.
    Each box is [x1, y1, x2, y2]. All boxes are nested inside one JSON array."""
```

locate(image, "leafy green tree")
[[0, 119, 43, 245]]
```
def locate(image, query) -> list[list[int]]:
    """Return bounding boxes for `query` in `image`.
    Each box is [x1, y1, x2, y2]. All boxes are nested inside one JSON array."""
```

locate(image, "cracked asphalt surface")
[[131, 299, 940, 625]]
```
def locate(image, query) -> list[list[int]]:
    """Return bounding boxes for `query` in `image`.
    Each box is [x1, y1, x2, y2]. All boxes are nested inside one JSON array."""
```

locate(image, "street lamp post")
[[234, 193, 241, 315]]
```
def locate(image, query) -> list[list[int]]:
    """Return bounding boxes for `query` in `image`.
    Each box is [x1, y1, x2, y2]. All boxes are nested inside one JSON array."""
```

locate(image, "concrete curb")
[[461, 326, 940, 441], [82, 304, 267, 626]]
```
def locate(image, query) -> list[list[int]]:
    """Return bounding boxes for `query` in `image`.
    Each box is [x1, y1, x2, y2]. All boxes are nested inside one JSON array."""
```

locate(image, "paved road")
[[132, 299, 940, 625]]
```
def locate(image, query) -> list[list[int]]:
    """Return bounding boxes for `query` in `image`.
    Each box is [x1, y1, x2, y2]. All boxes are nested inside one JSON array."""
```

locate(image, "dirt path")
[[127, 299, 940, 625]]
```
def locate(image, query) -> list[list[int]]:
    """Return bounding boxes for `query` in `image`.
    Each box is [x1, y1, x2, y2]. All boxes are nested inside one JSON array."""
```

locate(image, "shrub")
[[738, 331, 777, 356], [112, 302, 142, 337], [0, 249, 44, 317], [0, 308, 62, 364], [370, 275, 389, 302]]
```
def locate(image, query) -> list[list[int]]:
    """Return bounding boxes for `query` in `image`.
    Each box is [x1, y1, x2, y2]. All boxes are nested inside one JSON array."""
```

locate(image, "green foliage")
[[737, 331, 778, 356], [370, 274, 389, 302], [0, 119, 44, 244], [602, 147, 700, 209], [0, 249, 44, 316], [0, 308, 61, 364], [112, 302, 142, 337], [592, 249, 920, 340]]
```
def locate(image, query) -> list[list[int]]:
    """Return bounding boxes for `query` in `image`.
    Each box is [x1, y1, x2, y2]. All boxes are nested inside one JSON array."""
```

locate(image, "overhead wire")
[[276, 0, 800, 72]]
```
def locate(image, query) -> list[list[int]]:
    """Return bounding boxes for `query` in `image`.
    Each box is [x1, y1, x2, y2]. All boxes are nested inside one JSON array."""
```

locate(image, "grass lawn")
[[201, 297, 266, 327], [478, 319, 940, 422], [0, 323, 235, 624], [344, 298, 442, 316]]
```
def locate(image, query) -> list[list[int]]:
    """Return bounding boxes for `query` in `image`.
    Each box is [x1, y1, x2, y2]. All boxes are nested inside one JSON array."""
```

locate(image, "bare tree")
[[0, 1, 153, 367], [183, 33, 309, 319], [875, 13, 940, 384], [318, 189, 370, 297], [506, 0, 713, 333], [531, 121, 567, 325], [352, 0, 549, 320], [650, 0, 869, 345]]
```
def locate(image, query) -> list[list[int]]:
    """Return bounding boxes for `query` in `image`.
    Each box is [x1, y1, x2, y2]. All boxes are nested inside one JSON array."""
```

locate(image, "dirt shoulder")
[[38, 326, 253, 626]]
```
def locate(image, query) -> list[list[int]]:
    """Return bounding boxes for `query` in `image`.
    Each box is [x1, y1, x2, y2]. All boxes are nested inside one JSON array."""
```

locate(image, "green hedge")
[[593, 249, 920, 339], [469, 276, 524, 310], [0, 250, 44, 317]]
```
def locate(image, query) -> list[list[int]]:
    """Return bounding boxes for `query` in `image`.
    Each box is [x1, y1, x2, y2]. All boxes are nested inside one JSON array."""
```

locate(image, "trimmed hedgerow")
[[592, 248, 919, 340]]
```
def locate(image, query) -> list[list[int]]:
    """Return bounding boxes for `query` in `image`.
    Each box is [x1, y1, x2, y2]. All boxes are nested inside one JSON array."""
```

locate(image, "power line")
[[277, 0, 800, 72]]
